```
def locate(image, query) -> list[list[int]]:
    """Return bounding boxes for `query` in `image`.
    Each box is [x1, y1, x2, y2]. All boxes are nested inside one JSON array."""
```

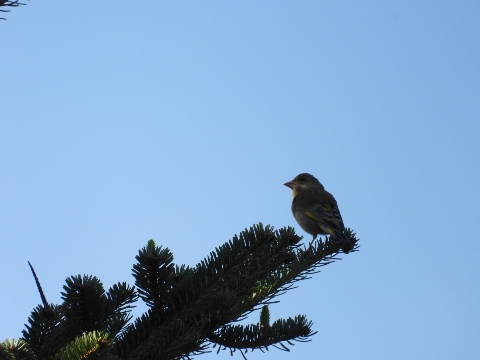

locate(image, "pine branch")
[[114, 223, 359, 358], [132, 240, 175, 312], [210, 315, 315, 351], [61, 275, 108, 332], [53, 331, 112, 360], [0, 339, 34, 360], [104, 282, 138, 339], [22, 304, 64, 358], [14, 223, 359, 359]]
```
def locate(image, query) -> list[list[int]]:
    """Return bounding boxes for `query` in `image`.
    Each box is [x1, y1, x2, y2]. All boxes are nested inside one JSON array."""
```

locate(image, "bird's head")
[[284, 173, 323, 198]]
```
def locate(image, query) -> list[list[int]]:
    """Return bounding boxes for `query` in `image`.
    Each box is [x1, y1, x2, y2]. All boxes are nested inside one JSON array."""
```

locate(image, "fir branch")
[[14, 223, 359, 359], [22, 304, 64, 358], [104, 282, 138, 339], [0, 339, 34, 360], [61, 275, 108, 332], [210, 315, 315, 351], [114, 223, 352, 359], [132, 240, 175, 312], [54, 331, 111, 360]]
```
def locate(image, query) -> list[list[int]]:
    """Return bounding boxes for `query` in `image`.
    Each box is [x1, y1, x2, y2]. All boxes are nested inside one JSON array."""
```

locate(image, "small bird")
[[284, 173, 351, 251]]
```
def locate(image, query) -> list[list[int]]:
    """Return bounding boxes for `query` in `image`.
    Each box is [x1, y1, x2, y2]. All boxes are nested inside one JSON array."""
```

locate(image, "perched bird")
[[284, 173, 351, 252]]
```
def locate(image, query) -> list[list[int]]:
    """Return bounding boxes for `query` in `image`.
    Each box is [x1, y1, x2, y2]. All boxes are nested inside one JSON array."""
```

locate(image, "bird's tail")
[[330, 228, 356, 254]]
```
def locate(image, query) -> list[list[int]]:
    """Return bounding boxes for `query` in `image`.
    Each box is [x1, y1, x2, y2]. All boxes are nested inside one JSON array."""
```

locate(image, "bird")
[[284, 173, 352, 252]]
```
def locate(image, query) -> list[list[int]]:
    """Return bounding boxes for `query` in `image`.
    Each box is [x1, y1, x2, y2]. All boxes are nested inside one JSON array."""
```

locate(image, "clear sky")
[[1, 2, 479, 359]]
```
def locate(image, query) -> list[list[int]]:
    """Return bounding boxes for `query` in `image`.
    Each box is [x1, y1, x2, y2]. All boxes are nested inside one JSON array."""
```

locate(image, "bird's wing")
[[302, 188, 345, 231]]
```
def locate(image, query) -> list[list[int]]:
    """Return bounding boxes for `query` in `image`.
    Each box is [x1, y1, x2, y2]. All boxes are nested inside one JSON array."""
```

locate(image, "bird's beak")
[[284, 181, 296, 189]]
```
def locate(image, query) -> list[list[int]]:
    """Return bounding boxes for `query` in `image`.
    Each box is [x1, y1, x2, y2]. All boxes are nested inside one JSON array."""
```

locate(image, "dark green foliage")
[[0, 339, 34, 360], [259, 306, 270, 328], [54, 331, 112, 360], [211, 315, 314, 352], [62, 275, 108, 331], [4, 223, 359, 359], [132, 241, 175, 312], [21, 278, 136, 358], [22, 304, 63, 358]]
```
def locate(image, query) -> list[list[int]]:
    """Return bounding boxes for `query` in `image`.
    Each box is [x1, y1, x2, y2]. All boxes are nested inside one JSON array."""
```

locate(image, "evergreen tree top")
[[1, 223, 359, 360]]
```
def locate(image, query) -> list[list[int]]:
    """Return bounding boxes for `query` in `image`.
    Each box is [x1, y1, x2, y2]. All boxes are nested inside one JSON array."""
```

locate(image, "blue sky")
[[1, 2, 479, 359]]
